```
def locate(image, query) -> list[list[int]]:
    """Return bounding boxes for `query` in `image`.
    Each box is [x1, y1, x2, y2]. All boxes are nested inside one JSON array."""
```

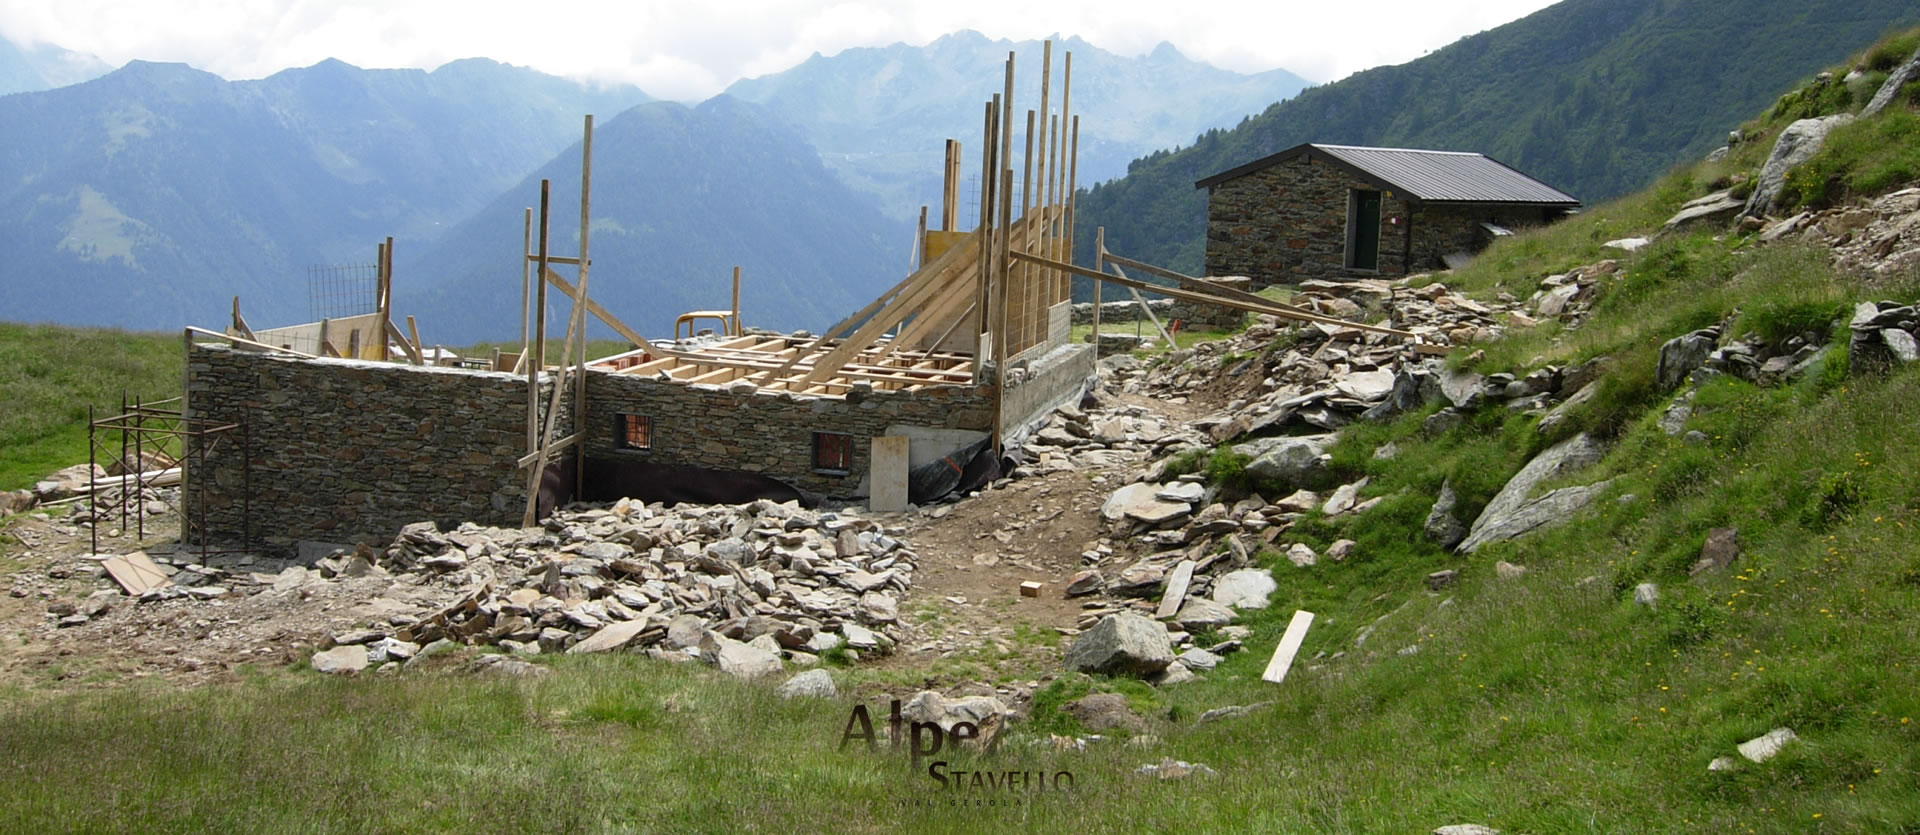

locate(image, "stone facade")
[[1202, 154, 1566, 286], [585, 371, 994, 497], [1204, 155, 1411, 284], [184, 344, 561, 550]]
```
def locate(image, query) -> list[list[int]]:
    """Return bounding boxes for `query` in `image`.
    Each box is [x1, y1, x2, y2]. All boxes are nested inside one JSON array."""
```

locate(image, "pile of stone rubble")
[[303, 498, 916, 675]]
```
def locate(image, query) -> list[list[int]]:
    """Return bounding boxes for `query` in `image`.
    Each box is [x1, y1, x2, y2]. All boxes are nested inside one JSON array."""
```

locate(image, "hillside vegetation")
[[1074, 0, 1920, 276], [0, 324, 179, 490], [3, 27, 1920, 835]]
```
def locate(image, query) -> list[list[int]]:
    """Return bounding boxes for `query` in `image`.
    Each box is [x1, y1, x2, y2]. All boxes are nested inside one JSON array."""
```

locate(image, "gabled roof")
[[1194, 143, 1580, 206]]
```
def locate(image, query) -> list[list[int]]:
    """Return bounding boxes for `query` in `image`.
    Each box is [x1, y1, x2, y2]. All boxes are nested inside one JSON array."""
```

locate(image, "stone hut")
[[1195, 143, 1579, 286]]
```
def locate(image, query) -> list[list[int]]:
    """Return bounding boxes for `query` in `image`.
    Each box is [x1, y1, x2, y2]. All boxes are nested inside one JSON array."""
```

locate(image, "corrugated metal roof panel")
[[1312, 144, 1578, 204]]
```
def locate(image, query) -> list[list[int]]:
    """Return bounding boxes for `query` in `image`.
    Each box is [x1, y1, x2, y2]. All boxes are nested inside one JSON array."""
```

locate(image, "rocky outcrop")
[[1657, 328, 1720, 390], [1744, 115, 1855, 218], [1457, 434, 1608, 553], [1665, 190, 1745, 231], [1861, 44, 1920, 118]]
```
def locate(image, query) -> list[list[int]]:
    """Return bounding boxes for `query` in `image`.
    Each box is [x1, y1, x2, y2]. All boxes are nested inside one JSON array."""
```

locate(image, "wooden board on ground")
[[1262, 609, 1316, 684], [1155, 559, 1198, 619], [869, 435, 911, 513], [103, 551, 171, 596]]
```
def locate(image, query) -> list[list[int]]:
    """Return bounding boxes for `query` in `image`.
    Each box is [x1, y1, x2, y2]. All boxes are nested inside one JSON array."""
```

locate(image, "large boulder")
[[1744, 115, 1855, 218], [1458, 434, 1608, 553], [1064, 613, 1174, 677], [1239, 434, 1334, 488], [1656, 329, 1719, 390]]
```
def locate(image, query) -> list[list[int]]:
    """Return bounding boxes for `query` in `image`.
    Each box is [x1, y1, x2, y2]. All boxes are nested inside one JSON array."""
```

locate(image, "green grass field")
[[0, 323, 182, 490]]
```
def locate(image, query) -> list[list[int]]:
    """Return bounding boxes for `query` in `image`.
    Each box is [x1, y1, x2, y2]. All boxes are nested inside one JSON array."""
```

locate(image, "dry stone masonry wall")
[[584, 371, 994, 497], [1203, 155, 1411, 284], [185, 344, 563, 550]]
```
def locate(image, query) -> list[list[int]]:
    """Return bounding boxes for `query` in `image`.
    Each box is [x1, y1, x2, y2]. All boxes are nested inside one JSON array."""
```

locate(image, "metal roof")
[[1194, 143, 1579, 206]]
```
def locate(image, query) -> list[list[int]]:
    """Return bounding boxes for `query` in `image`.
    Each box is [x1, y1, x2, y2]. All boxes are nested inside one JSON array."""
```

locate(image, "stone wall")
[[584, 371, 994, 498], [184, 344, 559, 550], [1167, 276, 1252, 330], [1070, 298, 1174, 325], [1203, 154, 1411, 285], [1407, 203, 1567, 273]]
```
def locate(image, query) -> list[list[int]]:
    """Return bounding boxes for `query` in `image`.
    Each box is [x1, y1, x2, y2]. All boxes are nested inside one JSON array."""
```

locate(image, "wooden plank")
[[1155, 559, 1198, 619], [1009, 250, 1420, 338], [523, 254, 589, 266], [406, 316, 424, 365], [802, 231, 982, 383], [517, 431, 580, 468], [572, 113, 595, 499], [543, 267, 655, 355], [103, 551, 171, 596], [185, 326, 316, 358], [1102, 250, 1320, 315], [869, 435, 910, 512], [1113, 265, 1177, 346], [384, 320, 423, 365], [230, 297, 255, 340], [1262, 609, 1316, 684]]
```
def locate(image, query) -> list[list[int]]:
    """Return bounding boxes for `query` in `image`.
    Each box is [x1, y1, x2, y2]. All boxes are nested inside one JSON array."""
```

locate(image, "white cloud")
[[0, 0, 1559, 99]]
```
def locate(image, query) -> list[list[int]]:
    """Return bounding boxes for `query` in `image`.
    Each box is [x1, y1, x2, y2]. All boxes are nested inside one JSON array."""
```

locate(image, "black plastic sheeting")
[[540, 456, 820, 511], [535, 440, 1000, 515], [907, 436, 1000, 504]]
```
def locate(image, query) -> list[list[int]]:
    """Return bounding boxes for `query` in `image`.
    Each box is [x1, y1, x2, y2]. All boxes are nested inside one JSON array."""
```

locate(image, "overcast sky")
[[0, 0, 1560, 100]]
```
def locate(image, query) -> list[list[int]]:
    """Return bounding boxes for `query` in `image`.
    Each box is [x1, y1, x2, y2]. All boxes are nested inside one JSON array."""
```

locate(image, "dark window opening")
[[812, 431, 854, 473], [616, 413, 651, 450]]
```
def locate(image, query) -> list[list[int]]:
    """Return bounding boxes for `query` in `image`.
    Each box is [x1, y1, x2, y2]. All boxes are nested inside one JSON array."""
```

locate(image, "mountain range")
[[0, 57, 649, 329], [400, 96, 907, 345], [726, 31, 1313, 221], [1073, 0, 1920, 275]]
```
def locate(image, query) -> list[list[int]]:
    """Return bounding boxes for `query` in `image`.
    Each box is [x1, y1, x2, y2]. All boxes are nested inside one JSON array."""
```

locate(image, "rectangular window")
[[616, 413, 651, 450], [812, 431, 853, 473]]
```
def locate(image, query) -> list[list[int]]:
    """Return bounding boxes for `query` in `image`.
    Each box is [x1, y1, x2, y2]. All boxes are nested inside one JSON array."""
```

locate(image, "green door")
[[1350, 190, 1381, 271]]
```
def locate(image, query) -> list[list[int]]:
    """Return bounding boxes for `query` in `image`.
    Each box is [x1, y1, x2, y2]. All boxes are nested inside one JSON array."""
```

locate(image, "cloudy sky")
[[0, 0, 1559, 100]]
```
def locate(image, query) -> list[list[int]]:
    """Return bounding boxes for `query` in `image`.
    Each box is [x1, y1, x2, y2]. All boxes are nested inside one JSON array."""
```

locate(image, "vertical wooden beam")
[[730, 265, 741, 336], [1036, 40, 1053, 318], [915, 206, 928, 269], [1057, 51, 1073, 304], [1093, 226, 1104, 352], [527, 179, 551, 483], [1067, 114, 1080, 301], [941, 139, 960, 232], [1019, 108, 1035, 356], [519, 207, 532, 369], [572, 114, 594, 497], [971, 99, 996, 383], [380, 237, 394, 362]]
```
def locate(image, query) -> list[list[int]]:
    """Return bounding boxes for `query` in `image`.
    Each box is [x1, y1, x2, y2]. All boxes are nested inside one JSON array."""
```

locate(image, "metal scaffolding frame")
[[87, 394, 252, 559]]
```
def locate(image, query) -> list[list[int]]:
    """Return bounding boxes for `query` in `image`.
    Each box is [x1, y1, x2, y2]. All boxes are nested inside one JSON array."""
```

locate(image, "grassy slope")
[[0, 323, 180, 490], [4, 36, 1920, 835]]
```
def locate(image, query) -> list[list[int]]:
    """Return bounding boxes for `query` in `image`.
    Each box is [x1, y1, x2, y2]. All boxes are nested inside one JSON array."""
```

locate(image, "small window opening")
[[617, 413, 652, 450], [812, 431, 854, 473]]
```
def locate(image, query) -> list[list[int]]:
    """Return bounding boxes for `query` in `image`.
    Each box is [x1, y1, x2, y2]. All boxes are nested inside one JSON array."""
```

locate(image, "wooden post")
[[407, 315, 423, 365], [730, 265, 741, 336], [915, 206, 928, 269], [519, 206, 532, 368], [528, 179, 551, 478], [1093, 226, 1104, 352], [1066, 114, 1080, 298], [1035, 40, 1052, 317], [572, 114, 594, 498], [971, 99, 996, 383], [1019, 108, 1035, 356], [1056, 51, 1072, 304], [380, 237, 394, 362]]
